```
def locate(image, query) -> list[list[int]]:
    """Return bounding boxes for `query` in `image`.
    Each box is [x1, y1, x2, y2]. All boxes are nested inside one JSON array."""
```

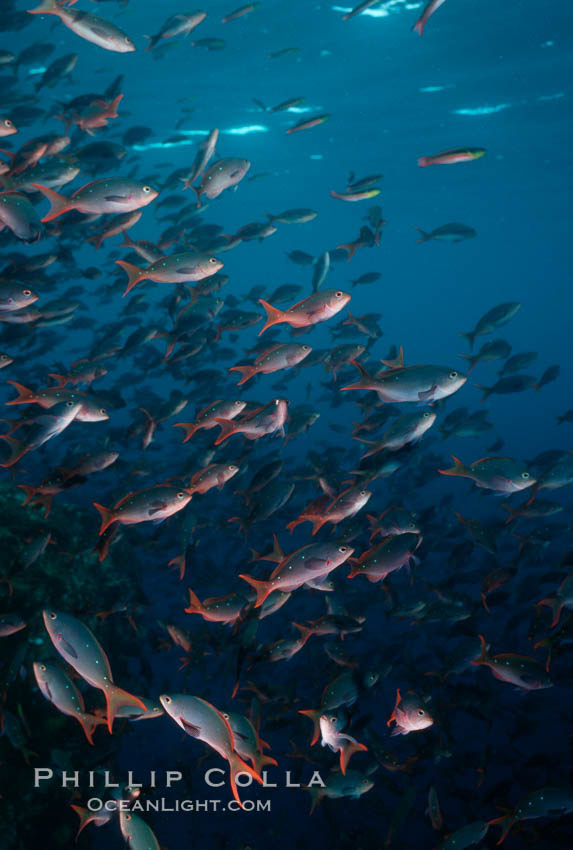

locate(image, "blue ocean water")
[[1, 1, 572, 848]]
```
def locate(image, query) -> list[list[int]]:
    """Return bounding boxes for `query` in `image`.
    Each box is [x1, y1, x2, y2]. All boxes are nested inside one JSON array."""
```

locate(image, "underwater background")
[[1, 1, 573, 848]]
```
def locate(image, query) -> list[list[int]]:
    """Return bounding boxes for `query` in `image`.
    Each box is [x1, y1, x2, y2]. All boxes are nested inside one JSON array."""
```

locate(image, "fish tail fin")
[[48, 372, 68, 387], [359, 440, 383, 460], [340, 739, 368, 775], [0, 434, 26, 467], [108, 93, 123, 116], [481, 592, 491, 613], [184, 587, 205, 615], [168, 554, 186, 580], [228, 752, 263, 807], [292, 622, 314, 645], [17, 484, 36, 505], [438, 456, 468, 477], [6, 380, 34, 404], [537, 596, 563, 628], [27, 0, 58, 15], [414, 226, 429, 242], [339, 359, 375, 392], [458, 353, 477, 373], [139, 406, 155, 426], [255, 753, 278, 773], [144, 35, 157, 52], [229, 365, 257, 385], [488, 810, 515, 845], [412, 18, 425, 37], [524, 483, 539, 507], [173, 421, 199, 442], [228, 515, 250, 540], [310, 517, 327, 536], [104, 684, 146, 734], [459, 330, 477, 351], [193, 185, 202, 208], [298, 708, 321, 745], [474, 383, 491, 402], [76, 712, 107, 746], [257, 298, 286, 335], [347, 562, 362, 579], [352, 437, 378, 448], [471, 634, 491, 666], [119, 230, 137, 248], [115, 260, 144, 296], [501, 503, 519, 524], [86, 233, 104, 250], [31, 184, 71, 221], [233, 487, 249, 504], [70, 805, 98, 841], [337, 241, 358, 261], [92, 502, 116, 536], [304, 785, 324, 814], [238, 574, 272, 608], [18, 485, 52, 515], [213, 417, 239, 445]]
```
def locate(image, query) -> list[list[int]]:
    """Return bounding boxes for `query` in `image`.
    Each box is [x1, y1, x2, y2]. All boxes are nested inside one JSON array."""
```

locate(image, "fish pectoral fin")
[[59, 636, 79, 659], [418, 385, 437, 402], [180, 717, 201, 737]]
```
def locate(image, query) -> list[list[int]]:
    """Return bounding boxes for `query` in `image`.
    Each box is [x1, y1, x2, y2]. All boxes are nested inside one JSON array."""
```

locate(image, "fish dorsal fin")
[[380, 346, 404, 370]]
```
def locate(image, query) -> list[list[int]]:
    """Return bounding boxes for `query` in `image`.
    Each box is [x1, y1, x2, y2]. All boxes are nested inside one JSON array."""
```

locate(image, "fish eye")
[[100, 408, 107, 415], [423, 411, 430, 417], [163, 696, 171, 704], [330, 716, 337, 723], [449, 371, 458, 379], [125, 37, 132, 44], [125, 813, 132, 821], [49, 612, 57, 620], [5, 120, 12, 127], [0, 354, 7, 360], [177, 492, 186, 499], [40, 664, 46, 671], [228, 465, 238, 471], [234, 400, 243, 406], [23, 289, 32, 297], [302, 345, 310, 351], [274, 399, 280, 405], [409, 522, 415, 528], [338, 546, 348, 553], [360, 490, 366, 496], [521, 472, 530, 479], [335, 291, 343, 297], [223, 713, 229, 719], [142, 185, 152, 193], [417, 709, 425, 716], [66, 400, 75, 407], [208, 257, 218, 264]]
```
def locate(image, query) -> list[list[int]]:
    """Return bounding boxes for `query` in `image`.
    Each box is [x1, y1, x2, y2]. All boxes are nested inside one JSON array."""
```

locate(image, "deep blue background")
[[2, 1, 573, 849]]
